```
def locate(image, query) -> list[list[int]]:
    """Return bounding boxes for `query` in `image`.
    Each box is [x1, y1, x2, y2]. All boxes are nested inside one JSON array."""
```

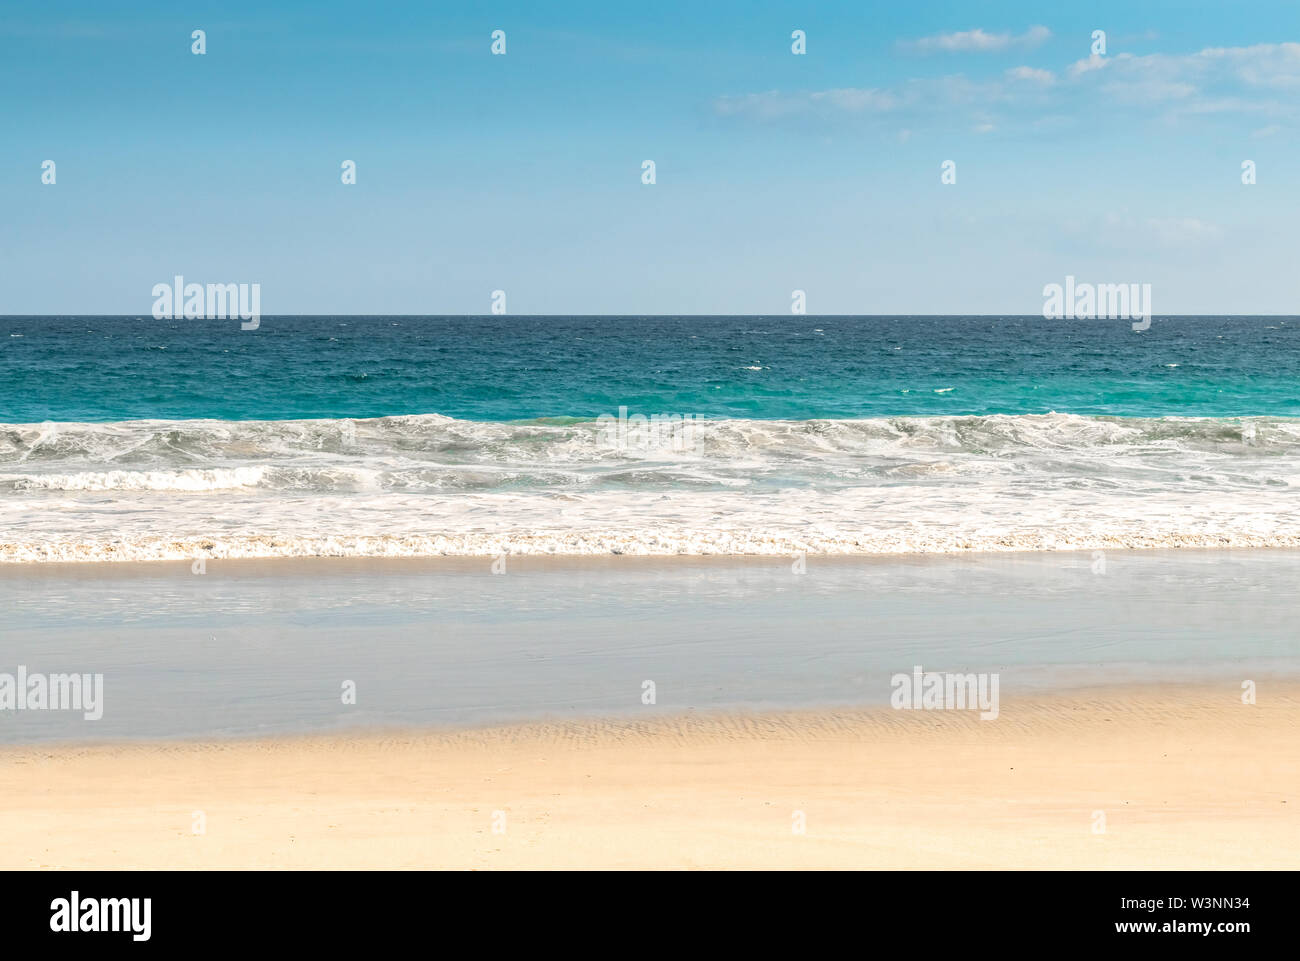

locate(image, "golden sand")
[[2, 684, 1296, 869]]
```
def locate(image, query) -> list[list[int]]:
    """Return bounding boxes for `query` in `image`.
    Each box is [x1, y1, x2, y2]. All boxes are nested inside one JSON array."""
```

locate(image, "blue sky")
[[3, 1, 1299, 314]]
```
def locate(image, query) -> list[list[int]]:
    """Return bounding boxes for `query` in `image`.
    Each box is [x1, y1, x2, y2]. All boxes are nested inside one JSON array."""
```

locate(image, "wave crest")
[[3, 412, 1298, 561]]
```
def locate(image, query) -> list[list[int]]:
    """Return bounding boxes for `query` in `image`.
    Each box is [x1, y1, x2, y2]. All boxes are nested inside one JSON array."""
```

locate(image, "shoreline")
[[6, 543, 1300, 576], [3, 683, 1295, 869], [2, 676, 1296, 751]]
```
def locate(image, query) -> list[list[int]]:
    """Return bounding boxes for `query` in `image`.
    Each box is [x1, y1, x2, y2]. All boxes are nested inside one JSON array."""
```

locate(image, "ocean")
[[2, 315, 1298, 562]]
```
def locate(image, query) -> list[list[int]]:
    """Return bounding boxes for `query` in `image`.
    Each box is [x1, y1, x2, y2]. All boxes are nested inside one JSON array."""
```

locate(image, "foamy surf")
[[2, 412, 1298, 562]]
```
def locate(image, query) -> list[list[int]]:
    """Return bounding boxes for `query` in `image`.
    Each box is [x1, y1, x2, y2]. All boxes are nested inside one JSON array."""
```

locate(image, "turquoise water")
[[3, 315, 1298, 421]]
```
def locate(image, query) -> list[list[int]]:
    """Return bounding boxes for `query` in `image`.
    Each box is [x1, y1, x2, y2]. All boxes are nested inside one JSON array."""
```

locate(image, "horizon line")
[[3, 314, 1298, 320]]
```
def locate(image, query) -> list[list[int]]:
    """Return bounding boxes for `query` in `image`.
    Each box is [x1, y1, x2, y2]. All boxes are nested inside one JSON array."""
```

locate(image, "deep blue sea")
[[3, 315, 1298, 421]]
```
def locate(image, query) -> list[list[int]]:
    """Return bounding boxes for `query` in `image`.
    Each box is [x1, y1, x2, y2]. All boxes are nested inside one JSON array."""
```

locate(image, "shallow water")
[[0, 551, 1294, 742]]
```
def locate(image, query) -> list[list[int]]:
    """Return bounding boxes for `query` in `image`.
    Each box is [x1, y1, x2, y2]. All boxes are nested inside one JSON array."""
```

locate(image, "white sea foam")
[[1, 466, 268, 492], [1, 412, 1297, 562]]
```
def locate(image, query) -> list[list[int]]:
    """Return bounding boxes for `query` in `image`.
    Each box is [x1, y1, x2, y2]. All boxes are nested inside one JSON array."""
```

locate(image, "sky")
[[3, 0, 1299, 314]]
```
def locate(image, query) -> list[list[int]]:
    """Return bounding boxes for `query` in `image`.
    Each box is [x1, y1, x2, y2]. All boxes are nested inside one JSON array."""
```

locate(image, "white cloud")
[[1068, 43, 1300, 92], [1199, 41, 1300, 88], [1102, 78, 1196, 104], [904, 25, 1050, 53], [1097, 212, 1221, 246], [1006, 66, 1055, 85], [1144, 216, 1221, 245], [809, 88, 900, 112], [1063, 45, 1300, 119], [714, 42, 1299, 131], [1067, 55, 1109, 78]]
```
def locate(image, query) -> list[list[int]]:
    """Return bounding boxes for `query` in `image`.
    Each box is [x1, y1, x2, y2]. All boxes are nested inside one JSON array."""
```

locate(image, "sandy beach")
[[3, 683, 1296, 870]]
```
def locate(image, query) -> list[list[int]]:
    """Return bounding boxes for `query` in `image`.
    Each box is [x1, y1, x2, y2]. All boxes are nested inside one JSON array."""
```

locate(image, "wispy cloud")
[[1005, 66, 1056, 85], [1067, 43, 1300, 117], [1102, 213, 1222, 246], [1056, 212, 1225, 254], [713, 87, 899, 120], [713, 42, 1300, 131], [1067, 42, 1300, 90], [902, 25, 1050, 54], [1142, 216, 1221, 245]]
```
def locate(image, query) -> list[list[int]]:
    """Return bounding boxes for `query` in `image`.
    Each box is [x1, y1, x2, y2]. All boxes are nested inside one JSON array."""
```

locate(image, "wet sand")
[[2, 550, 1297, 741]]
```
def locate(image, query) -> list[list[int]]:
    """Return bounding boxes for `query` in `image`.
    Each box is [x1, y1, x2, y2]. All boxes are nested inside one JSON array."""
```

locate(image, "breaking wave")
[[2, 412, 1298, 561]]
